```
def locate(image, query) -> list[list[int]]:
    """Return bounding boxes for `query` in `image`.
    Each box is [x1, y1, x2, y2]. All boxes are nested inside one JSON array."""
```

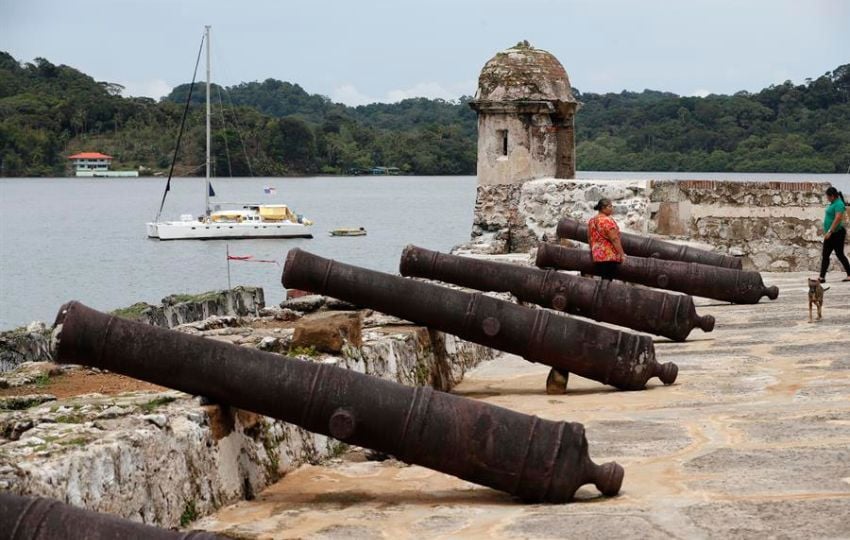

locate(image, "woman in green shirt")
[[819, 186, 850, 283]]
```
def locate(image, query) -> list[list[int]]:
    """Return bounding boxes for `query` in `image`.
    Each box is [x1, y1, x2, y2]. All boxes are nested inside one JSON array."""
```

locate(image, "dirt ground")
[[0, 369, 165, 399]]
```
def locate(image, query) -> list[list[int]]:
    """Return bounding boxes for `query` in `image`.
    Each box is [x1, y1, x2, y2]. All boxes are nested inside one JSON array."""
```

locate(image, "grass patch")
[[0, 395, 54, 411], [288, 345, 318, 358], [260, 423, 281, 479], [179, 500, 198, 527], [110, 302, 152, 321], [412, 359, 431, 386], [54, 413, 86, 424], [59, 436, 90, 447], [34, 373, 51, 387], [166, 291, 223, 305], [30, 434, 62, 452], [3, 325, 34, 337], [140, 396, 176, 413]]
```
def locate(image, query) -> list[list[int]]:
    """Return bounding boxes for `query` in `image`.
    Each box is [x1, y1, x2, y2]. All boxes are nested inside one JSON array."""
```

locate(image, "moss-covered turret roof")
[[474, 41, 576, 104]]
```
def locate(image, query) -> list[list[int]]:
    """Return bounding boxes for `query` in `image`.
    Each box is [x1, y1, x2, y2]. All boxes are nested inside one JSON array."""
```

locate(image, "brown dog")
[[808, 278, 828, 322]]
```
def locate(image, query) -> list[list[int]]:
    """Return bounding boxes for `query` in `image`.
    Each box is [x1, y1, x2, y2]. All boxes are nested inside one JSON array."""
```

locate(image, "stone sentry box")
[[469, 41, 578, 185]]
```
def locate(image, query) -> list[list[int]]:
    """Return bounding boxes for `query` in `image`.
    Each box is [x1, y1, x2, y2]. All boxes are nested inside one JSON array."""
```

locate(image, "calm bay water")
[[1, 172, 847, 329]]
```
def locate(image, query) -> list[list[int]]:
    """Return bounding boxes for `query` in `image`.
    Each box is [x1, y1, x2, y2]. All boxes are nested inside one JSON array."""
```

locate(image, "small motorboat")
[[329, 227, 367, 237]]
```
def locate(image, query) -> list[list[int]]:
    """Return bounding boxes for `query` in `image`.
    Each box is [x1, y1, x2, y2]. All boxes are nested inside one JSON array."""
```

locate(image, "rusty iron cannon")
[[283, 248, 677, 391], [0, 491, 224, 540], [536, 243, 779, 304], [399, 245, 714, 342], [556, 217, 743, 270], [53, 301, 623, 503]]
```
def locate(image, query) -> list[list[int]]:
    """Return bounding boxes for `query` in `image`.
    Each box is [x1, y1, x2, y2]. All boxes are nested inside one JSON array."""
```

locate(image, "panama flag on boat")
[[263, 185, 276, 194]]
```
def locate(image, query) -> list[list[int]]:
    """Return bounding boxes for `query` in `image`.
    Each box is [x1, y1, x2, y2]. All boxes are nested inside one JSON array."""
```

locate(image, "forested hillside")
[[574, 70, 850, 173], [1, 50, 847, 177]]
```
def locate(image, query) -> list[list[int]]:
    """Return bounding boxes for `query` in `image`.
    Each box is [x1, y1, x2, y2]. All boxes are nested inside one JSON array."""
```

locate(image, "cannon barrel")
[[283, 248, 677, 390], [556, 217, 743, 270], [0, 492, 224, 540], [53, 301, 623, 503], [536, 243, 779, 304], [399, 245, 714, 341]]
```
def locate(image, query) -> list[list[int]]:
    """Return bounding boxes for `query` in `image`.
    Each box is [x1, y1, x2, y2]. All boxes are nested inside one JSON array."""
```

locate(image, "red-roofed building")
[[68, 152, 113, 173]]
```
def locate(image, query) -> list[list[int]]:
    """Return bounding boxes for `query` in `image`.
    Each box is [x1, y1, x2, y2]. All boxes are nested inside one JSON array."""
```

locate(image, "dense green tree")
[[265, 116, 317, 173], [1, 49, 848, 176]]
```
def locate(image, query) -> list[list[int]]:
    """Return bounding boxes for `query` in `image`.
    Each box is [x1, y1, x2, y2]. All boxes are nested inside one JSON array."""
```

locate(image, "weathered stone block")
[[292, 311, 362, 353], [280, 294, 326, 313], [0, 324, 53, 373]]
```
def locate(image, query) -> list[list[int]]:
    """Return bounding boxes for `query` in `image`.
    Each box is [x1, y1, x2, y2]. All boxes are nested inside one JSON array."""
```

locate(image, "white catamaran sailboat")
[[146, 26, 313, 240]]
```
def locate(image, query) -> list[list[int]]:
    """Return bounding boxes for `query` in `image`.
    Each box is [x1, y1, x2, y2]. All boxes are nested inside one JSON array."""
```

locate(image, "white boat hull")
[[146, 220, 312, 240]]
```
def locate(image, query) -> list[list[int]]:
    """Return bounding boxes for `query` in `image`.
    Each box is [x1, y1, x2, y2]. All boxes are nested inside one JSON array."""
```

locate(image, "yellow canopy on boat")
[[259, 205, 295, 221]]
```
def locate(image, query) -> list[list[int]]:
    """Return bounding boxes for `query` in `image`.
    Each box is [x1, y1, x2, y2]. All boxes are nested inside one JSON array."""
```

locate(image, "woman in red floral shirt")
[[588, 198, 626, 280]]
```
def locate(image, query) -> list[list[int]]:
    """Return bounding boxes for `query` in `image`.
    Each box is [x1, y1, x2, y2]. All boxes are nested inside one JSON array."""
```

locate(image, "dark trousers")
[[820, 227, 850, 278], [594, 261, 621, 281]]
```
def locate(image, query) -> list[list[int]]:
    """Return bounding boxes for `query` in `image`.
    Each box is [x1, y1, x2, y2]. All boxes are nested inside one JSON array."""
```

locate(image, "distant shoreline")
[[0, 171, 850, 182], [0, 171, 846, 180]]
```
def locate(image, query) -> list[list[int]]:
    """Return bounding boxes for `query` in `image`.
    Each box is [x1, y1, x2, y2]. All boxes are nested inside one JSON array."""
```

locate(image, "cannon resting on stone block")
[[400, 244, 714, 342], [283, 248, 677, 392], [53, 301, 623, 503], [556, 217, 743, 270], [536, 242, 779, 304], [0, 491, 225, 540]]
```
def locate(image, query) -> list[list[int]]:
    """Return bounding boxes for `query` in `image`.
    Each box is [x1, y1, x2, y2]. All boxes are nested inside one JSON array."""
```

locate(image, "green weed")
[[141, 396, 177, 413], [179, 500, 198, 527]]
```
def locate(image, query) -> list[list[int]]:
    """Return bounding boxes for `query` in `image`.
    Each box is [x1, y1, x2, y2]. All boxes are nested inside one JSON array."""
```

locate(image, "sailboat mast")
[[204, 25, 211, 217]]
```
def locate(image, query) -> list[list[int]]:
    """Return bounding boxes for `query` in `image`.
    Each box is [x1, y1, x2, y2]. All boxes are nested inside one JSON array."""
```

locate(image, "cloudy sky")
[[2, 0, 847, 105]]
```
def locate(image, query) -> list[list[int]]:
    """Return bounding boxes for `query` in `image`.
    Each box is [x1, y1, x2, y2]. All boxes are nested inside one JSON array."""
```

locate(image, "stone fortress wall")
[[649, 180, 831, 271], [462, 178, 832, 272]]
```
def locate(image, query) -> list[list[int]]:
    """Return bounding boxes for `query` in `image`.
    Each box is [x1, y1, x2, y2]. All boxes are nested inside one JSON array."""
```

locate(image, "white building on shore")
[[68, 152, 139, 177]]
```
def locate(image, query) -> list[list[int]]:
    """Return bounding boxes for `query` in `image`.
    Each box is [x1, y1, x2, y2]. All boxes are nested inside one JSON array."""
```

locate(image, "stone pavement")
[[195, 272, 850, 539]]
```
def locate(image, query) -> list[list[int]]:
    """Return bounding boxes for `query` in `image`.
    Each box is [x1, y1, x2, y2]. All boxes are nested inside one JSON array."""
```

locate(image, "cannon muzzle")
[[53, 301, 622, 503], [556, 217, 743, 270], [400, 245, 714, 342], [283, 248, 676, 390], [0, 491, 224, 539], [536, 243, 778, 304]]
